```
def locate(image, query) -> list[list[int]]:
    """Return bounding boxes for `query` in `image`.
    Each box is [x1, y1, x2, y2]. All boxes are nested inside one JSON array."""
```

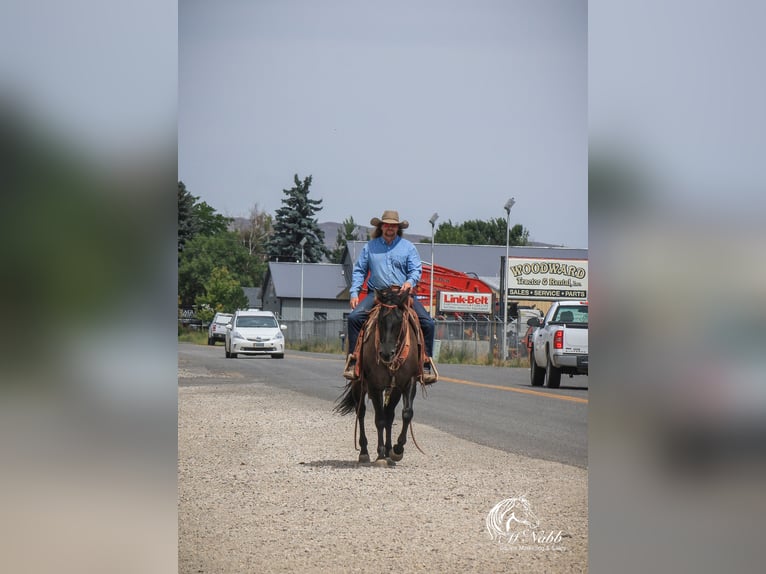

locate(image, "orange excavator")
[[358, 263, 494, 312]]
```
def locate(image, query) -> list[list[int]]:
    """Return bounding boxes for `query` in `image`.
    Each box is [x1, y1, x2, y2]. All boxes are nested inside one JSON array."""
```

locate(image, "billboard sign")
[[506, 257, 588, 300], [438, 291, 493, 313]]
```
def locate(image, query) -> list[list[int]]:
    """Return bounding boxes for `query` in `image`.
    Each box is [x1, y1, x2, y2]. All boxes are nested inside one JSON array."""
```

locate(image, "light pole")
[[300, 236, 307, 341], [502, 197, 516, 361], [429, 212, 439, 317]]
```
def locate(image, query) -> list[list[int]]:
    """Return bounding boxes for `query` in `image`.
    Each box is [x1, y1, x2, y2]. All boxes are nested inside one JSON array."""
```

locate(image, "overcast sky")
[[179, 0, 587, 247]]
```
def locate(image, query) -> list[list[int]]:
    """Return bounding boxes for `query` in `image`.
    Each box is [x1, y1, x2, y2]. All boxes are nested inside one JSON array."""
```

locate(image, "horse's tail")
[[333, 381, 359, 416]]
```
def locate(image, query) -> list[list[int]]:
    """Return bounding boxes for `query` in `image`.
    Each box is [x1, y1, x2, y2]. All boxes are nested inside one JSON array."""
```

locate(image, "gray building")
[[262, 262, 349, 321], [242, 287, 262, 309]]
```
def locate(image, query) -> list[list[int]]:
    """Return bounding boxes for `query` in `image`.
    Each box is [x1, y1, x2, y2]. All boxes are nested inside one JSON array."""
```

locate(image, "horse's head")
[[373, 287, 410, 364]]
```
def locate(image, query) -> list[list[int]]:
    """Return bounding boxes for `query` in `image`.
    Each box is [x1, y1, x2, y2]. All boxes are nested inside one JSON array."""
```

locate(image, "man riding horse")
[[343, 210, 437, 385]]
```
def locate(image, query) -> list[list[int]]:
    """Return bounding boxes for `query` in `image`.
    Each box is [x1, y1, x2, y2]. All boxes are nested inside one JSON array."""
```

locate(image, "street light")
[[300, 236, 307, 341], [429, 212, 439, 317], [502, 197, 516, 361]]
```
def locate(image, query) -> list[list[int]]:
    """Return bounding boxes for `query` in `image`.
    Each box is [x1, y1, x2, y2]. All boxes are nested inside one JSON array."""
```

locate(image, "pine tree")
[[329, 216, 365, 263], [178, 181, 195, 252], [265, 174, 329, 262]]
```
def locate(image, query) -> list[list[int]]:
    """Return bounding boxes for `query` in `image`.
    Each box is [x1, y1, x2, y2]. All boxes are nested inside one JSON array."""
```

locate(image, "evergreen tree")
[[265, 174, 329, 262], [329, 216, 364, 263], [178, 181, 195, 252]]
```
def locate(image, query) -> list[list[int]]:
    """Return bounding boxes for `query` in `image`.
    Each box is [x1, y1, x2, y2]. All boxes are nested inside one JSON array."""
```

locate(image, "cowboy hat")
[[370, 210, 409, 229]]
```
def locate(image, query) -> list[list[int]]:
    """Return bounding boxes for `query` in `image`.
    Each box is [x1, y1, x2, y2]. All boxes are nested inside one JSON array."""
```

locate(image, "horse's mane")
[[374, 286, 409, 308]]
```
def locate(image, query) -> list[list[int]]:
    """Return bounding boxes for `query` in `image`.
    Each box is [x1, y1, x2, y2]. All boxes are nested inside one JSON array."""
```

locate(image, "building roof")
[[345, 241, 587, 284], [242, 287, 262, 307], [266, 262, 347, 299]]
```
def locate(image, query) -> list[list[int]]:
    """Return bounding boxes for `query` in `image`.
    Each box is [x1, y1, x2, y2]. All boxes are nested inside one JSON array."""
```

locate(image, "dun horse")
[[334, 286, 425, 465]]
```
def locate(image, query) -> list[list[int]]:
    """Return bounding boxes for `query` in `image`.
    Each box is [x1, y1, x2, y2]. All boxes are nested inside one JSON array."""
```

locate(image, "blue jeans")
[[347, 295, 435, 358]]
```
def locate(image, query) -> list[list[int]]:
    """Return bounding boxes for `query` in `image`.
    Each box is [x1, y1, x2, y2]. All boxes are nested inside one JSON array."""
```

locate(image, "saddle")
[[348, 293, 437, 385]]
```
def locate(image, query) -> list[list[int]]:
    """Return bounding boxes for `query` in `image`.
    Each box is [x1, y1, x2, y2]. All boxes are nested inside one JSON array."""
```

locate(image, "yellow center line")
[[287, 354, 588, 404], [438, 376, 588, 404]]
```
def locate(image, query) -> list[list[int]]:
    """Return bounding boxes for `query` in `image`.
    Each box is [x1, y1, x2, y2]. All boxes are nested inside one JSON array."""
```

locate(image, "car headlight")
[[231, 330, 245, 340], [275, 332, 284, 340]]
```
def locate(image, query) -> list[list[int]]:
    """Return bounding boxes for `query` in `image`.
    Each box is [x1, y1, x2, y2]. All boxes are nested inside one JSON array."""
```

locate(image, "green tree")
[[195, 266, 249, 324], [265, 174, 329, 262], [192, 201, 231, 237], [428, 220, 464, 244], [178, 180, 232, 253], [432, 218, 529, 246], [329, 216, 364, 263], [178, 181, 195, 252], [508, 223, 529, 246], [178, 232, 263, 307]]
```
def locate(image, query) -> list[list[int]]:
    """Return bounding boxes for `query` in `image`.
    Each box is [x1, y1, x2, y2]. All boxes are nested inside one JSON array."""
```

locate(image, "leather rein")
[[372, 301, 413, 374]]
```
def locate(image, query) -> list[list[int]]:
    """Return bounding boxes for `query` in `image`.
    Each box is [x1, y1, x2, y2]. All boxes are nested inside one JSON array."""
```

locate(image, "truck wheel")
[[207, 337, 214, 346], [545, 353, 562, 388], [530, 353, 545, 386]]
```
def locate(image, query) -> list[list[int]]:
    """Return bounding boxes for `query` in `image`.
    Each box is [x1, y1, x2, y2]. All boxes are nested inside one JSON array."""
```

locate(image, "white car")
[[225, 310, 286, 359], [207, 312, 233, 345]]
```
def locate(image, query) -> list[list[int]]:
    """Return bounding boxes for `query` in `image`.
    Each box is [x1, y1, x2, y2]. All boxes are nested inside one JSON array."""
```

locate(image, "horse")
[[334, 286, 424, 465]]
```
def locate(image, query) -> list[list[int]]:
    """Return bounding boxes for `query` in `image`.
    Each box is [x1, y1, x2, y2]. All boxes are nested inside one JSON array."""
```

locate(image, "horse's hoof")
[[373, 458, 389, 467], [389, 449, 403, 462], [358, 454, 370, 463]]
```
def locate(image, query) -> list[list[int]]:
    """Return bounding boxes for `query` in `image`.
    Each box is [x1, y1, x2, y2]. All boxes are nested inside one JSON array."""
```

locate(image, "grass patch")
[[178, 327, 208, 345], [286, 339, 345, 354], [437, 343, 530, 368]]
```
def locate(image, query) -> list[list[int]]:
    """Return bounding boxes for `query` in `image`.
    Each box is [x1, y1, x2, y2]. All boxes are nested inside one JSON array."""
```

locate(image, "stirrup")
[[421, 359, 438, 385], [343, 354, 358, 381]]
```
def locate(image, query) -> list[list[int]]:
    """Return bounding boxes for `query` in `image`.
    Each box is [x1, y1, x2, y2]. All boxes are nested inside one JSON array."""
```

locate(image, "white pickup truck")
[[527, 300, 588, 388]]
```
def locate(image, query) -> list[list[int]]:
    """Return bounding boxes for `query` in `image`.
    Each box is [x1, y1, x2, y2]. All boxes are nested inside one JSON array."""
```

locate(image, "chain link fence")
[[282, 317, 530, 363]]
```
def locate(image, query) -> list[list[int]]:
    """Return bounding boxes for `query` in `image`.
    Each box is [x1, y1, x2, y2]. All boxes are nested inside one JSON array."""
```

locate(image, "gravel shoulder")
[[178, 368, 588, 573]]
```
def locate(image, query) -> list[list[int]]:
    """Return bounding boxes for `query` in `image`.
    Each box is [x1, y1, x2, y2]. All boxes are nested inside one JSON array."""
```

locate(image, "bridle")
[[373, 300, 412, 374]]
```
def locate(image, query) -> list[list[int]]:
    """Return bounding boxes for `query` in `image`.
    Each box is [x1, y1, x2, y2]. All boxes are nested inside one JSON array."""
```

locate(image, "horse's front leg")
[[390, 379, 417, 462], [383, 389, 400, 459], [355, 386, 370, 463], [368, 391, 388, 464]]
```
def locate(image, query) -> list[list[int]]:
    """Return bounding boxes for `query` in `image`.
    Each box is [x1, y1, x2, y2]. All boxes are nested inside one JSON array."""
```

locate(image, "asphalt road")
[[178, 343, 588, 468]]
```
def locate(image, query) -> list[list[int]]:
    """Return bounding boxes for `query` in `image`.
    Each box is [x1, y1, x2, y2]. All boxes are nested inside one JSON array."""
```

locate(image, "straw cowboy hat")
[[370, 210, 409, 229]]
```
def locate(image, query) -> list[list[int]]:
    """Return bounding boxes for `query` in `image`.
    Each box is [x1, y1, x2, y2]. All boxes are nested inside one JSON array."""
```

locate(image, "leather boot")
[[343, 354, 358, 380]]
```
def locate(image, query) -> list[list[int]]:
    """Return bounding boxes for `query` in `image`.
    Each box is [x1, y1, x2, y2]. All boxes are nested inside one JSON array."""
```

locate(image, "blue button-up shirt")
[[350, 236, 422, 298]]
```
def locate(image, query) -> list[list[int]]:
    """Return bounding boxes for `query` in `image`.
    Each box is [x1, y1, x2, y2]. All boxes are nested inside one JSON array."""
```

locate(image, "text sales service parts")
[[506, 258, 588, 301]]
